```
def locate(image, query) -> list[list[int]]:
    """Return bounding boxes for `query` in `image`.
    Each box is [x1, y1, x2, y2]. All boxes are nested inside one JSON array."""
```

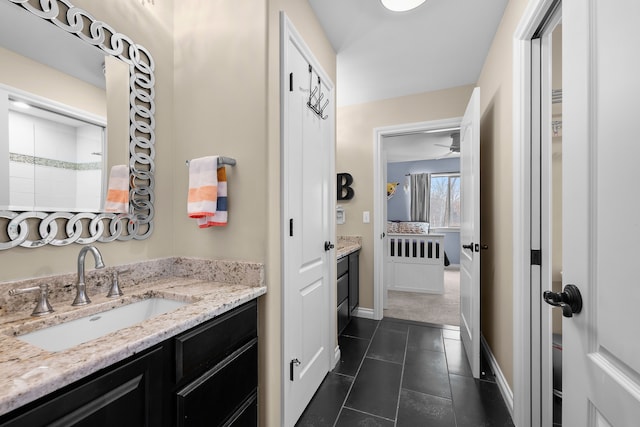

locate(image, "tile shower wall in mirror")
[[4, 100, 106, 212]]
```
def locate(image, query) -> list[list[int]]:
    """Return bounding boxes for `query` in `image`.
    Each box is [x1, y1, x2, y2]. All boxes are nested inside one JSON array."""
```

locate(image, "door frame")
[[372, 117, 461, 320], [513, 0, 561, 426], [280, 12, 337, 426]]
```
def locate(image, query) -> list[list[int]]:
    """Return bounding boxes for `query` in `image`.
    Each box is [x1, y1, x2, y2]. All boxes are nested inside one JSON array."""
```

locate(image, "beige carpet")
[[383, 267, 460, 326]]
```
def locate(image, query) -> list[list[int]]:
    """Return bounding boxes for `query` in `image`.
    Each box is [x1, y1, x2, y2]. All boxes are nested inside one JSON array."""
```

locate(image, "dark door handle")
[[480, 244, 489, 250], [543, 284, 583, 318], [324, 241, 335, 251], [462, 243, 474, 251]]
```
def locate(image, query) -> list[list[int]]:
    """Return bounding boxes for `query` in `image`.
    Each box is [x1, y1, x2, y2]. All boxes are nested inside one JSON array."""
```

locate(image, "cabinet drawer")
[[226, 393, 257, 426], [176, 340, 258, 427], [337, 273, 348, 304], [337, 256, 348, 277], [175, 300, 257, 384]]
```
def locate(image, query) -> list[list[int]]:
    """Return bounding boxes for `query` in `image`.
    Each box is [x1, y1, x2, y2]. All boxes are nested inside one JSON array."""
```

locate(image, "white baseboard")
[[481, 335, 514, 419], [387, 285, 444, 295], [333, 345, 341, 370], [352, 307, 375, 319]]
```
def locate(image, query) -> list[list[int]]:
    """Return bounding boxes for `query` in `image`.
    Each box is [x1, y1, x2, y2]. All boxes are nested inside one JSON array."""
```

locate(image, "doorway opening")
[[372, 117, 461, 322], [382, 129, 462, 326]]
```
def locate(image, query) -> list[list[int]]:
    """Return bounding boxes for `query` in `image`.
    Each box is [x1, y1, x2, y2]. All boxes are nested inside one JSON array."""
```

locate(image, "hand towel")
[[197, 166, 227, 227], [188, 156, 218, 222], [104, 165, 129, 213]]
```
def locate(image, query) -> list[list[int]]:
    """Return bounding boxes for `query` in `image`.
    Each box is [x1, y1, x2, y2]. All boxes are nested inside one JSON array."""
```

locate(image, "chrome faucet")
[[72, 245, 105, 306]]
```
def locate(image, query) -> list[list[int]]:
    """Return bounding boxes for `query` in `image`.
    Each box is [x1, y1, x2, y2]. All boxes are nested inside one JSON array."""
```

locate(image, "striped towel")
[[201, 166, 227, 227], [104, 165, 129, 213], [188, 156, 228, 228]]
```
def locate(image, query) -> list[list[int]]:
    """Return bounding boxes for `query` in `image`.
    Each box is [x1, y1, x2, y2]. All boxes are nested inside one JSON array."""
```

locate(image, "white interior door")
[[561, 0, 640, 425], [459, 87, 481, 378], [282, 14, 334, 427]]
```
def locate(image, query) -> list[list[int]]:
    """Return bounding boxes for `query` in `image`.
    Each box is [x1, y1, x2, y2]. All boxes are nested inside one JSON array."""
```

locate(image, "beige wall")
[[475, 0, 530, 389], [0, 0, 175, 282], [336, 85, 474, 309], [0, 47, 106, 117]]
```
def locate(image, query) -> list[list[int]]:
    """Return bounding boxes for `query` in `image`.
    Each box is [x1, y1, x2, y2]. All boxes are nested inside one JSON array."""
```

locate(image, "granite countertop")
[[337, 235, 362, 259], [0, 258, 266, 416]]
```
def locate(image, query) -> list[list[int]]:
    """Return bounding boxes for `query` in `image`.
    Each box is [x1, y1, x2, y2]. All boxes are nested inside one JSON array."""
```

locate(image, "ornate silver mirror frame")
[[0, 0, 155, 250]]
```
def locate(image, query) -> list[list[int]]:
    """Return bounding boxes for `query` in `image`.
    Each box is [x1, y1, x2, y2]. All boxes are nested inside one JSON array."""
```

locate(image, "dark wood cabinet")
[[174, 301, 258, 385], [174, 300, 258, 427], [176, 340, 257, 426], [0, 345, 165, 427], [337, 250, 359, 334], [0, 300, 258, 427]]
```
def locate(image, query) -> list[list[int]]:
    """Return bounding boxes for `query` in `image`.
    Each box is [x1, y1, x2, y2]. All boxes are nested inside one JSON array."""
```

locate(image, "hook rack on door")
[[307, 65, 329, 120]]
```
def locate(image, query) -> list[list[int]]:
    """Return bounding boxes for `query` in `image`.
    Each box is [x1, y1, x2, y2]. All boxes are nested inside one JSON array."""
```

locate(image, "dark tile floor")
[[296, 317, 514, 427]]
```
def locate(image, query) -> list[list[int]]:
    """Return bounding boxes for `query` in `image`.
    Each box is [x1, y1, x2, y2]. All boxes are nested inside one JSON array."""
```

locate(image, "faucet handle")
[[9, 284, 54, 317], [107, 270, 124, 298]]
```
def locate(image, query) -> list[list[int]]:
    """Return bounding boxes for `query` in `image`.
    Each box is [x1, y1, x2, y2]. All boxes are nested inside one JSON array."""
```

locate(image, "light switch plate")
[[363, 211, 370, 223]]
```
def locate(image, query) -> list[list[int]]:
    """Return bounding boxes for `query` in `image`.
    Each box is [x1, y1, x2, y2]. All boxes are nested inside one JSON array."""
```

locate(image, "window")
[[429, 173, 460, 228]]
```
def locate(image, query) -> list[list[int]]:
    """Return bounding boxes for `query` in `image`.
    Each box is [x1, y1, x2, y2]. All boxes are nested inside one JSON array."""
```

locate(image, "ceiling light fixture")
[[381, 0, 427, 12]]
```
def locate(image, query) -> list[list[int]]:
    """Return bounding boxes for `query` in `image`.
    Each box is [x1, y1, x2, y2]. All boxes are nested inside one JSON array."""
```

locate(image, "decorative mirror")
[[0, 0, 155, 249]]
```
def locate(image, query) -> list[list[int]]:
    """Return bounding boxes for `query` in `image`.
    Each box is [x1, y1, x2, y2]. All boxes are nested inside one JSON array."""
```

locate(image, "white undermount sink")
[[16, 298, 188, 352]]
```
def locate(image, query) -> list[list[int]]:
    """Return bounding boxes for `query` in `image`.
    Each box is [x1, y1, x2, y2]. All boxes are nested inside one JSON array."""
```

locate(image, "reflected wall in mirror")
[[1, 85, 107, 212], [0, 0, 156, 250]]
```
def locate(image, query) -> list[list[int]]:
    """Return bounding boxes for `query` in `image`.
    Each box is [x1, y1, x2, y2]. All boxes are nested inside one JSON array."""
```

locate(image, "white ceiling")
[[307, 0, 508, 107], [384, 131, 459, 162]]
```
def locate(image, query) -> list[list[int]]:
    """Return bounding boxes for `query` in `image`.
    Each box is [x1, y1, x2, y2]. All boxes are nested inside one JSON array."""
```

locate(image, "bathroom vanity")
[[0, 258, 266, 427]]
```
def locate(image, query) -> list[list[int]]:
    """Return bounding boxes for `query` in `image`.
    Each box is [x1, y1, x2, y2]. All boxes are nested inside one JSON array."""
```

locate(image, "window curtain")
[[410, 173, 430, 222]]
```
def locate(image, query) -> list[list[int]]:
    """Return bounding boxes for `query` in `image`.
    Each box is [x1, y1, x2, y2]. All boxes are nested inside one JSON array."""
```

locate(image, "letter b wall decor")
[[337, 173, 354, 200]]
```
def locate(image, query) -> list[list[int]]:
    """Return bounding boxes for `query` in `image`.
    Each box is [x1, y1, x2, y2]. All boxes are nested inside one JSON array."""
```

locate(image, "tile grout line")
[[331, 320, 381, 427], [392, 324, 410, 427], [443, 333, 461, 427]]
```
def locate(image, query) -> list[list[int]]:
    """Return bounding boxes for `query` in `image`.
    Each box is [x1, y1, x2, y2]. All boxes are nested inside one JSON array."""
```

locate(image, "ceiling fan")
[[434, 132, 460, 158]]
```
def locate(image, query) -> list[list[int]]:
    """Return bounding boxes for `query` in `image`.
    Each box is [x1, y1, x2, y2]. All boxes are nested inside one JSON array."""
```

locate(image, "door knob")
[[462, 242, 474, 251], [543, 284, 583, 318], [324, 241, 335, 251]]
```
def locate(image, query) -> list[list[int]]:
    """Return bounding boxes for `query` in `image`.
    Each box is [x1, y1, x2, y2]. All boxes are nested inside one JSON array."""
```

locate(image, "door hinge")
[[289, 73, 293, 92], [289, 218, 294, 237], [531, 249, 542, 266]]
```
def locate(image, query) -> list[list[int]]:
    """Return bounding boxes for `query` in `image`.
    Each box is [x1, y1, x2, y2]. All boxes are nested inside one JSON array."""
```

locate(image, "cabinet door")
[[337, 272, 348, 305], [337, 299, 349, 335], [176, 340, 258, 427], [0, 346, 164, 427], [348, 251, 359, 313]]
